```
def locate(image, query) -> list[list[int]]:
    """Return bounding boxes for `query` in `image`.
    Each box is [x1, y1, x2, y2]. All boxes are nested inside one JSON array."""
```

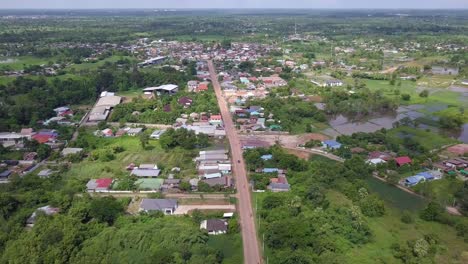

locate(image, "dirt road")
[[208, 60, 263, 264], [174, 204, 236, 215]]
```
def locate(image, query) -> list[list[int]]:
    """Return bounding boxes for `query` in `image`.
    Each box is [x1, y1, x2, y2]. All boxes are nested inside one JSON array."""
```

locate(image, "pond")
[[366, 177, 427, 211], [457, 123, 468, 143]]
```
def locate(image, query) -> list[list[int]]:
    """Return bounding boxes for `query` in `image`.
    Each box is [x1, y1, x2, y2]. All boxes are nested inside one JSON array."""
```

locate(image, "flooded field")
[[366, 177, 427, 211], [322, 105, 427, 136]]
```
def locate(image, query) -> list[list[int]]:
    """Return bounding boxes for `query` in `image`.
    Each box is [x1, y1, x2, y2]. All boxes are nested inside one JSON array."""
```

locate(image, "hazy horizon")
[[1, 0, 467, 10]]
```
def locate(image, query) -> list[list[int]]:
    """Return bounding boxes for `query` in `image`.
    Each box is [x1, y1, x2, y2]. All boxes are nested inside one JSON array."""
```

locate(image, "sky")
[[0, 0, 467, 9]]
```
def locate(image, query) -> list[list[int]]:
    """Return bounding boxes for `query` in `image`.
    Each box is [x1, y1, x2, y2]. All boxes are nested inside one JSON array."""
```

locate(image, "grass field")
[[340, 188, 468, 264], [65, 134, 198, 183], [67, 55, 136, 71], [363, 79, 464, 107], [253, 176, 468, 264]]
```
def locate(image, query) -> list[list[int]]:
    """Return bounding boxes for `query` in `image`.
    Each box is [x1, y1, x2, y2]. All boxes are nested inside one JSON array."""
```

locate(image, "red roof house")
[[197, 82, 209, 92], [32, 134, 54, 144], [395, 156, 412, 167], [96, 178, 113, 188]]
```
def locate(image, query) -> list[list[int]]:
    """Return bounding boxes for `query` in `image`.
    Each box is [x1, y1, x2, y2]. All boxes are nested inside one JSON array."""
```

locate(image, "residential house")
[[268, 174, 290, 192], [259, 76, 287, 88], [143, 84, 179, 96], [197, 82, 209, 92], [187, 80, 199, 92], [127, 128, 143, 136], [404, 170, 442, 187], [322, 140, 342, 150], [150, 130, 166, 139], [209, 115, 223, 126], [61, 147, 83, 156], [200, 219, 228, 235], [26, 205, 60, 227], [131, 168, 161, 178], [201, 176, 232, 188], [139, 199, 178, 215], [86, 178, 114, 192], [0, 132, 29, 148], [366, 158, 386, 165], [395, 156, 412, 167], [178, 96, 193, 108], [101, 128, 114, 137], [37, 169, 54, 178], [261, 154, 273, 161], [0, 170, 12, 181]]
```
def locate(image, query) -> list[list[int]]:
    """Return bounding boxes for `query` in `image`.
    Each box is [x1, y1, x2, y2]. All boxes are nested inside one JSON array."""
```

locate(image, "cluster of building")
[[193, 149, 233, 189], [219, 74, 286, 105], [434, 158, 468, 177], [0, 128, 62, 149], [0, 160, 37, 181], [44, 106, 75, 126], [175, 114, 226, 138], [135, 40, 280, 64], [230, 105, 279, 132]]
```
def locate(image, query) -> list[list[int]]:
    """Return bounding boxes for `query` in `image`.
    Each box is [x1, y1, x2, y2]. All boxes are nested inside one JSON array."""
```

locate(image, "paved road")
[[174, 204, 236, 215], [208, 60, 262, 264]]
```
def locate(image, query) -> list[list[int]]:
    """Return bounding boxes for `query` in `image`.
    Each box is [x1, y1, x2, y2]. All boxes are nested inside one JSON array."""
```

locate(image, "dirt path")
[[208, 60, 263, 264]]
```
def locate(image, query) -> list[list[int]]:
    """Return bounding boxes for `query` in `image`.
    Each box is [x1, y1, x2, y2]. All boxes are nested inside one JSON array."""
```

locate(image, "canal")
[[366, 177, 427, 211]]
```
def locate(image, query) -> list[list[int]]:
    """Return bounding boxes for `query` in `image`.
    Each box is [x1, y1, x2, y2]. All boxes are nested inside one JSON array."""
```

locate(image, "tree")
[[97, 121, 108, 130], [37, 144, 51, 160], [139, 133, 149, 149], [419, 90, 429, 98], [420, 202, 444, 222], [305, 186, 328, 208], [179, 181, 192, 192], [89, 197, 124, 224], [359, 195, 386, 217], [413, 238, 430, 258]]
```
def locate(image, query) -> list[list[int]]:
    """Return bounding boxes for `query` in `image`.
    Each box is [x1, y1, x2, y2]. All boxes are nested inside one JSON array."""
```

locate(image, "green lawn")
[[207, 234, 243, 264], [413, 177, 464, 206], [135, 178, 164, 190]]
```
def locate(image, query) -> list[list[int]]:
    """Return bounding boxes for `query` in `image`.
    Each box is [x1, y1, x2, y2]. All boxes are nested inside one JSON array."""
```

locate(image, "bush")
[[401, 210, 414, 224], [401, 94, 411, 101], [359, 195, 385, 217]]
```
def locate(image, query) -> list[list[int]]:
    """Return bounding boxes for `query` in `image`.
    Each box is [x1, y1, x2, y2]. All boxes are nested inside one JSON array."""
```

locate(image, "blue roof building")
[[323, 140, 342, 149], [261, 154, 273, 161], [263, 168, 279, 173], [417, 172, 434, 181], [404, 175, 426, 186]]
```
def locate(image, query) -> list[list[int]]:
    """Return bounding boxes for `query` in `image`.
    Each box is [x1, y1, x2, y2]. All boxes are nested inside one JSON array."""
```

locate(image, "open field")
[[0, 56, 55, 70]]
